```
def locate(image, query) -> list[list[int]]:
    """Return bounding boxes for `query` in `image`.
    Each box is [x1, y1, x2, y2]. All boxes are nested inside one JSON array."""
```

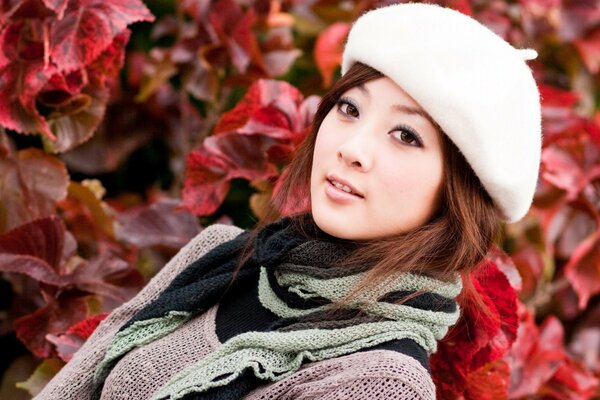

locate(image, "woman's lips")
[[326, 174, 364, 197], [325, 179, 364, 202]]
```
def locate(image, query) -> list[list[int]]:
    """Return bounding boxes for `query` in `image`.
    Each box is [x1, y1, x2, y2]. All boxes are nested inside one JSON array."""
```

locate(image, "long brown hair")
[[236, 62, 500, 306]]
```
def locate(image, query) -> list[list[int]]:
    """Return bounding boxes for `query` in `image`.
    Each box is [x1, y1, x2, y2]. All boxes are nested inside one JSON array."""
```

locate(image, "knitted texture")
[[35, 223, 440, 400], [94, 310, 192, 388], [152, 322, 441, 400], [45, 302, 436, 399], [245, 350, 436, 399], [258, 267, 459, 338], [93, 217, 459, 399]]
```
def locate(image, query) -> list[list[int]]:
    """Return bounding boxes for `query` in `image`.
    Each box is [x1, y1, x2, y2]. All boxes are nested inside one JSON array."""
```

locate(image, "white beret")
[[341, 3, 542, 223]]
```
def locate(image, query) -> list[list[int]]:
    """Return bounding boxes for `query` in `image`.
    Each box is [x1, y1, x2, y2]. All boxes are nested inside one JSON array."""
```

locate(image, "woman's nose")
[[336, 129, 374, 171]]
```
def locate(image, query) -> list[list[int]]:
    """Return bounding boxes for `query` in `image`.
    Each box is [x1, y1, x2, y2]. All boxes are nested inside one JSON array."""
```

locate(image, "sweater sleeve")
[[34, 224, 244, 400], [246, 350, 436, 400]]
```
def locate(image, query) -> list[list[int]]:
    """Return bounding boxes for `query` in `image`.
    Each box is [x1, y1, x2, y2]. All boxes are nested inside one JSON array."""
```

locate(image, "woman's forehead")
[[342, 78, 442, 139]]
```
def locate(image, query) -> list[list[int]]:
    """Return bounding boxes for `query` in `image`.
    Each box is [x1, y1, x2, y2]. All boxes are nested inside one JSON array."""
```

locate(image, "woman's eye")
[[338, 101, 359, 118], [400, 131, 416, 144], [391, 128, 423, 147]]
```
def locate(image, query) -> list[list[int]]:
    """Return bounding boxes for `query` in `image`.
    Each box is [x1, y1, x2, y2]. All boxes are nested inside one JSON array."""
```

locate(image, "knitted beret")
[[341, 3, 542, 223]]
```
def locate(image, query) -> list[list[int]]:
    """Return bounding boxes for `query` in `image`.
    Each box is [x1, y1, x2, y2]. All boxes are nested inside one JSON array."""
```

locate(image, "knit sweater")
[[35, 224, 437, 399]]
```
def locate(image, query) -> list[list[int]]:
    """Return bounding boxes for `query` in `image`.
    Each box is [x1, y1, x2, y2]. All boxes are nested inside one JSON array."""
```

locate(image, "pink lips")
[[325, 174, 364, 202]]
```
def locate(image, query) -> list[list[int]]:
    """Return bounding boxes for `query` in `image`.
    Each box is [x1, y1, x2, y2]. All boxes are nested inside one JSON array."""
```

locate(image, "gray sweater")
[[34, 224, 436, 399]]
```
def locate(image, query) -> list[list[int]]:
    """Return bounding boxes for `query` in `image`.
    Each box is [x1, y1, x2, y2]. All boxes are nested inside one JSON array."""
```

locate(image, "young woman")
[[36, 3, 541, 399]]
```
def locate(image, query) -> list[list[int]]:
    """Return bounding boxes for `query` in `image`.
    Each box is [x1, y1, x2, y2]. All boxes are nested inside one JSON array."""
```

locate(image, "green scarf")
[[93, 216, 462, 399]]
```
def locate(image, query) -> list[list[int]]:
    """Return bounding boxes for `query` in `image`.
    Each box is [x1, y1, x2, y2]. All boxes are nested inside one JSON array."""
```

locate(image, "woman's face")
[[310, 77, 445, 240]]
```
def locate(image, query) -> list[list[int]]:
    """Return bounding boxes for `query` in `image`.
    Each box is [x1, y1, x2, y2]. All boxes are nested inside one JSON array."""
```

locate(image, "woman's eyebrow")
[[356, 83, 370, 96], [357, 83, 439, 128], [391, 104, 432, 122]]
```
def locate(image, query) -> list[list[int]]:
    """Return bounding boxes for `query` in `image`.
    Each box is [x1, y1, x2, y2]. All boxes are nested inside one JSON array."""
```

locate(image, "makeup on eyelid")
[[335, 96, 425, 147]]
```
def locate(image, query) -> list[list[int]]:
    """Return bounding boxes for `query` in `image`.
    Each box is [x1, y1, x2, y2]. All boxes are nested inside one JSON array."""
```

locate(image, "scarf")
[[92, 216, 462, 400]]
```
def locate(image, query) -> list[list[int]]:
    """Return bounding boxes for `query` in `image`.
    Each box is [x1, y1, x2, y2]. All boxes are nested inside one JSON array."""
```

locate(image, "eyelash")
[[335, 97, 424, 148]]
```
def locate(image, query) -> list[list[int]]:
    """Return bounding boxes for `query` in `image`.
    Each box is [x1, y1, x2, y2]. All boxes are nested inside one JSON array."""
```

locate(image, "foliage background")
[[0, 0, 599, 398]]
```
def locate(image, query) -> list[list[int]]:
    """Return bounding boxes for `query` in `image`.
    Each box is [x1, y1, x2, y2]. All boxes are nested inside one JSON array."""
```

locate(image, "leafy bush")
[[0, 0, 599, 398]]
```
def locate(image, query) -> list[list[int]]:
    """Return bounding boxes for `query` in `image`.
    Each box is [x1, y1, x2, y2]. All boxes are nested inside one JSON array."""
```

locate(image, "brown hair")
[[236, 62, 500, 307]]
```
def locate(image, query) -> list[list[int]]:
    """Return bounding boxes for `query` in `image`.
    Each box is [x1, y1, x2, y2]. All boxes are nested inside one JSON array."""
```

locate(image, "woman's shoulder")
[[173, 223, 245, 265], [246, 349, 436, 400], [117, 223, 245, 304], [188, 223, 245, 251]]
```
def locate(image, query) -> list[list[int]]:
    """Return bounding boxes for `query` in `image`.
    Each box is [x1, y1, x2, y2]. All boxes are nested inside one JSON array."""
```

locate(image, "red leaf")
[[564, 230, 600, 309], [441, 0, 473, 16], [42, 0, 68, 19], [542, 145, 589, 201], [0, 216, 142, 304], [46, 312, 108, 361], [228, 10, 262, 74], [574, 28, 600, 74], [464, 359, 510, 400], [0, 3, 142, 141], [570, 326, 600, 374], [115, 197, 201, 248], [542, 357, 600, 399], [475, 7, 513, 40], [65, 311, 108, 339], [0, 254, 63, 286], [538, 84, 586, 140], [45, 330, 85, 362], [86, 29, 130, 88], [44, 85, 109, 153], [204, 134, 280, 180], [511, 246, 544, 299], [181, 53, 218, 101], [0, 216, 67, 285], [182, 134, 279, 215], [587, 115, 600, 148], [539, 84, 580, 109], [0, 212, 143, 302], [488, 245, 523, 292], [208, 0, 263, 74], [465, 262, 519, 368], [43, 37, 125, 147], [0, 147, 69, 232], [0, 216, 64, 269], [314, 22, 350, 88], [0, 22, 55, 138], [69, 254, 144, 303], [540, 202, 598, 261], [505, 310, 566, 398], [39, 70, 88, 106], [261, 28, 301, 78], [49, 0, 154, 71], [431, 260, 518, 397], [213, 79, 310, 143], [0, 18, 45, 64], [182, 147, 233, 216], [559, 0, 600, 41], [208, 0, 243, 36], [13, 294, 91, 358]]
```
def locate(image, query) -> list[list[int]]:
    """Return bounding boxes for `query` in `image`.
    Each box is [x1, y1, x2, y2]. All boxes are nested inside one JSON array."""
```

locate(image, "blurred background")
[[0, 0, 599, 398]]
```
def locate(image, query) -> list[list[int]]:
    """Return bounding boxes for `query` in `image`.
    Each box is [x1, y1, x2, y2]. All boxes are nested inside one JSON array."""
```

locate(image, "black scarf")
[[92, 216, 459, 399]]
